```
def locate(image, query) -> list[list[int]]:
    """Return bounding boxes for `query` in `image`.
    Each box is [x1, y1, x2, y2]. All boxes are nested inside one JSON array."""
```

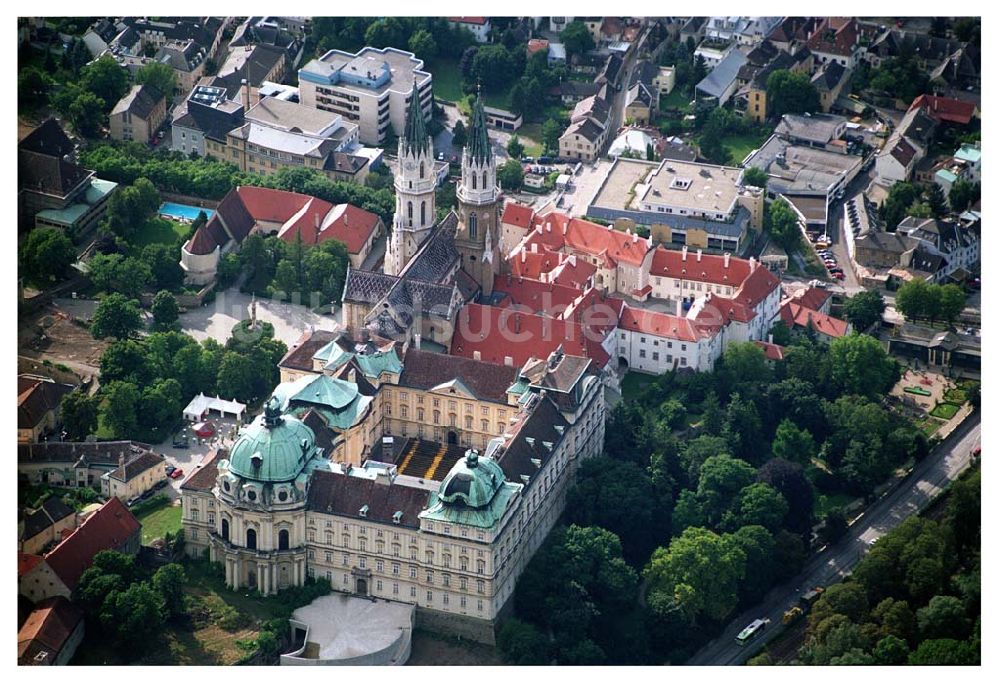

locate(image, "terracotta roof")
[[18, 378, 74, 431], [17, 596, 83, 665], [889, 137, 917, 168], [501, 202, 535, 231], [399, 348, 518, 404], [806, 17, 859, 57], [779, 301, 850, 338], [492, 275, 596, 317], [910, 94, 977, 125], [732, 264, 781, 311], [508, 248, 597, 289], [18, 552, 43, 577], [448, 16, 488, 25], [526, 38, 550, 54], [43, 497, 140, 591], [521, 212, 652, 268], [451, 304, 613, 368], [754, 340, 786, 361], [796, 287, 832, 312], [180, 450, 222, 493], [618, 305, 699, 342], [650, 246, 751, 287], [313, 203, 381, 254], [185, 223, 220, 255], [237, 185, 315, 224], [307, 469, 429, 529]]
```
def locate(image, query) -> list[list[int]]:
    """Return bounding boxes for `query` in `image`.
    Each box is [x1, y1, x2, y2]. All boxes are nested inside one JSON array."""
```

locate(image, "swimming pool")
[[159, 202, 216, 221]]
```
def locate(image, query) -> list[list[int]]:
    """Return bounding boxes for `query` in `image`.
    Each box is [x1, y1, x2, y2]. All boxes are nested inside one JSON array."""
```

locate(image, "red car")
[[832, 272, 845, 280], [170, 468, 184, 480], [972, 446, 981, 458]]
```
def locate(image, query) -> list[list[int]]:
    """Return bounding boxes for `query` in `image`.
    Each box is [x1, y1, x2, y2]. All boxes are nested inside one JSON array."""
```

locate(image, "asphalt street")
[[687, 411, 980, 665]]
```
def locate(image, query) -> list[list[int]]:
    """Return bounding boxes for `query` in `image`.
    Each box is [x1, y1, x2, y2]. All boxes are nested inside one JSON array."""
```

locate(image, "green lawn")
[[131, 216, 189, 250], [930, 402, 961, 420], [660, 88, 692, 113], [515, 122, 545, 157], [135, 501, 183, 544], [943, 388, 968, 404], [719, 132, 770, 165], [814, 492, 858, 518], [427, 58, 464, 103], [916, 416, 944, 438], [620, 371, 655, 396]]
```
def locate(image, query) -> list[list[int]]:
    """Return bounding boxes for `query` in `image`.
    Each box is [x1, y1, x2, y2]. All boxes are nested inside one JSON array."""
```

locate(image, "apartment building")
[[299, 47, 433, 145]]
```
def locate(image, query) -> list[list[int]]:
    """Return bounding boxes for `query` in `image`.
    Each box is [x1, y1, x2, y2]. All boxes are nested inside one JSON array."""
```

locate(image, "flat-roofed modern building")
[[586, 157, 764, 253], [298, 47, 433, 145]]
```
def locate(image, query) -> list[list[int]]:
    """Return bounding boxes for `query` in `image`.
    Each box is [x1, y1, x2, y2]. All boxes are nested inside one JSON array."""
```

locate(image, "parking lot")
[[156, 416, 245, 499], [559, 159, 615, 217]]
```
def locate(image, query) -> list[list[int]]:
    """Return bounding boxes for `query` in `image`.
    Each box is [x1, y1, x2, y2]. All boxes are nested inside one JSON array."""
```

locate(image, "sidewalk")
[[936, 403, 974, 441]]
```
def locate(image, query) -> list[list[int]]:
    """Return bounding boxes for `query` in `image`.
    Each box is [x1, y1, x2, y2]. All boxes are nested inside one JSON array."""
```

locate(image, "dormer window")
[[393, 511, 403, 524], [359, 504, 369, 518]]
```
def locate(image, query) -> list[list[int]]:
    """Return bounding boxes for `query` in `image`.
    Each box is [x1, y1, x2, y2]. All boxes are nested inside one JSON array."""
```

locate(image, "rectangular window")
[[376, 580, 383, 592], [410, 586, 417, 598], [393, 582, 399, 595], [392, 563, 400, 575], [376, 560, 384, 572]]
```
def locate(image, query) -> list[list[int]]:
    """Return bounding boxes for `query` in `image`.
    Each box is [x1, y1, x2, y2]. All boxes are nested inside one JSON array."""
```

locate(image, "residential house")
[[805, 18, 862, 70], [866, 30, 980, 88], [18, 441, 162, 490], [875, 99, 938, 184], [624, 60, 660, 125], [679, 17, 707, 44], [653, 65, 676, 94], [766, 17, 821, 55], [100, 450, 167, 502], [299, 47, 433, 146], [18, 119, 117, 235], [547, 43, 567, 66], [549, 80, 600, 105], [811, 60, 849, 112], [896, 216, 980, 280], [230, 16, 305, 71], [559, 89, 612, 162], [211, 43, 291, 108], [109, 84, 167, 143], [19, 497, 141, 603], [153, 39, 209, 92], [17, 376, 75, 444], [694, 37, 736, 68], [181, 185, 384, 284], [19, 497, 76, 556], [17, 597, 84, 666], [447, 17, 491, 43], [695, 49, 748, 106], [735, 48, 813, 122], [773, 112, 848, 151]]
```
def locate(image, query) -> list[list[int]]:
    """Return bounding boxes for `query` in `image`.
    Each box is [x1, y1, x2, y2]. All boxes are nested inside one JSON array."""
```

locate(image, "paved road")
[[822, 161, 877, 294], [687, 411, 980, 665]]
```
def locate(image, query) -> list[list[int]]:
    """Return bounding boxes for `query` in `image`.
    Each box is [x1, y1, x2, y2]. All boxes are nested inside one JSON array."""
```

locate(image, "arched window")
[[482, 171, 487, 189], [468, 212, 478, 239], [221, 518, 230, 541], [246, 528, 257, 550], [465, 415, 473, 429], [407, 201, 413, 226], [278, 529, 289, 551], [419, 161, 425, 179], [420, 201, 426, 225], [471, 173, 477, 190]]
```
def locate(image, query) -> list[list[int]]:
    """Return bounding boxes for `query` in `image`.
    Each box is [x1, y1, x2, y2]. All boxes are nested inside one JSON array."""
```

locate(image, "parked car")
[[166, 465, 177, 476], [170, 468, 184, 480], [832, 272, 845, 280]]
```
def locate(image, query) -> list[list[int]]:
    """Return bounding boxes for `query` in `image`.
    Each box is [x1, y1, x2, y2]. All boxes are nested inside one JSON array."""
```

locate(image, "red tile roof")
[[44, 497, 140, 591], [508, 248, 597, 289], [732, 263, 781, 311], [796, 287, 832, 312], [806, 17, 859, 57], [18, 552, 42, 577], [448, 16, 488, 25], [501, 202, 535, 231], [754, 340, 786, 361], [527, 39, 550, 55], [618, 306, 699, 342], [910, 94, 978, 125], [650, 246, 751, 287], [779, 301, 850, 338], [492, 275, 598, 317], [451, 303, 613, 368], [278, 201, 381, 254], [185, 223, 220, 255], [521, 212, 653, 268], [17, 596, 83, 665]]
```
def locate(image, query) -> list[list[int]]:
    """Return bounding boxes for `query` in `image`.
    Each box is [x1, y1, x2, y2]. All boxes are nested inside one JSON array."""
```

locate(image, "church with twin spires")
[[382, 81, 500, 298]]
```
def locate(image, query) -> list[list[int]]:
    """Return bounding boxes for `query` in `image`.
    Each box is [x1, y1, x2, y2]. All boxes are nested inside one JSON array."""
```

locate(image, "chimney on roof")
[[632, 231, 638, 243], [531, 242, 538, 254], [768, 333, 773, 344], [675, 297, 682, 317], [682, 245, 688, 261], [473, 350, 481, 361], [750, 256, 758, 272], [697, 249, 702, 262], [241, 78, 249, 112], [514, 315, 521, 334], [520, 249, 526, 263], [563, 220, 568, 235], [414, 333, 421, 350], [724, 252, 730, 268]]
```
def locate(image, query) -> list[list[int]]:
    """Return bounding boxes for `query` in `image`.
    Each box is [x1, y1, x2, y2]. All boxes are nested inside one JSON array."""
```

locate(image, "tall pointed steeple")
[[467, 92, 493, 164], [402, 78, 429, 156]]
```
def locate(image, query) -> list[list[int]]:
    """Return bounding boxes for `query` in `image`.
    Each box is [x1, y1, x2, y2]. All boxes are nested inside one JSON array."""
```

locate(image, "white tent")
[[183, 393, 247, 422]]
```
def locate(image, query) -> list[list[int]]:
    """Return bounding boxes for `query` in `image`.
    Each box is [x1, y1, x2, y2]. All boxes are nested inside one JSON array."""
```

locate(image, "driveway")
[[180, 288, 340, 346], [560, 159, 614, 217], [156, 416, 245, 499]]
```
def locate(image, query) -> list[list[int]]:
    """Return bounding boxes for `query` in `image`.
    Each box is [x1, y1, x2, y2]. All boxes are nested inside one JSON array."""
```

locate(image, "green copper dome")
[[228, 397, 317, 482], [438, 451, 504, 509]]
